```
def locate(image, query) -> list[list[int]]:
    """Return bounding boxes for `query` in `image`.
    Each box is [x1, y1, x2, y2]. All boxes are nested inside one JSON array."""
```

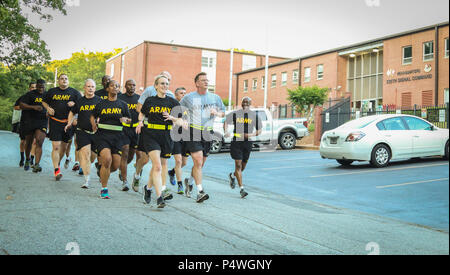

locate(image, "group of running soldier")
[[13, 71, 262, 208]]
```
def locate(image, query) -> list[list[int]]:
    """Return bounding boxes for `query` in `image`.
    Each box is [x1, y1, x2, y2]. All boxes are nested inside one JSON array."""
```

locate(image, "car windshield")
[[338, 116, 378, 129]]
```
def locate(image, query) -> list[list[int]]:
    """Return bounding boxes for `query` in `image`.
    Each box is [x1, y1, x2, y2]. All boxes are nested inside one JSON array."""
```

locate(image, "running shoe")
[[162, 189, 173, 201], [122, 181, 130, 192], [196, 191, 209, 203], [78, 168, 83, 176], [229, 173, 236, 189], [24, 160, 30, 171], [184, 178, 191, 198], [64, 158, 70, 169], [168, 169, 176, 185], [177, 182, 184, 195], [156, 196, 166, 208], [54, 168, 63, 181], [132, 173, 140, 192], [142, 185, 152, 204], [32, 164, 42, 173], [100, 188, 110, 199], [240, 189, 249, 198], [72, 162, 80, 171], [81, 182, 89, 189]]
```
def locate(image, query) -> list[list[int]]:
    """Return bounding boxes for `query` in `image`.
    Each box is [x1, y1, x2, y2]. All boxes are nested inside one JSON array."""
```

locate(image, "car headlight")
[[345, 131, 366, 142]]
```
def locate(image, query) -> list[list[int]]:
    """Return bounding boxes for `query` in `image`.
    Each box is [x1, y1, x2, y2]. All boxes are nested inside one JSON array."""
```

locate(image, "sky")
[[29, 0, 449, 61]]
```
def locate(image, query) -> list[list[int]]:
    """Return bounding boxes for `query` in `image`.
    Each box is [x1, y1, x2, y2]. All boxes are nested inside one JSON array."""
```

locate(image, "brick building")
[[235, 22, 449, 113], [105, 41, 288, 99]]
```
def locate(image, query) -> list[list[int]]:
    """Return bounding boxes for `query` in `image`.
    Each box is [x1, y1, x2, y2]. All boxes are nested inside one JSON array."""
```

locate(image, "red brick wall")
[[106, 42, 289, 100], [438, 25, 449, 105], [383, 29, 437, 107], [236, 60, 300, 108]]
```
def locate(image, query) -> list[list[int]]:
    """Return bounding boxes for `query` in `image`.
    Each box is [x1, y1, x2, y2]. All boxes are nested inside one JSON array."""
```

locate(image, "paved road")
[[199, 148, 449, 231], [0, 131, 448, 255]]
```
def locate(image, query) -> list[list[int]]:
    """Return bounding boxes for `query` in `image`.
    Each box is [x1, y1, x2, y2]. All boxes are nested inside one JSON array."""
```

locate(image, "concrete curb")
[[295, 144, 320, 150]]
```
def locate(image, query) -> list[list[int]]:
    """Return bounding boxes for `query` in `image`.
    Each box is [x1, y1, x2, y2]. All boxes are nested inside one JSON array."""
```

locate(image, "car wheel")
[[279, 132, 296, 150], [444, 141, 449, 160], [370, 144, 391, 168], [209, 138, 222, 154], [337, 159, 354, 166]]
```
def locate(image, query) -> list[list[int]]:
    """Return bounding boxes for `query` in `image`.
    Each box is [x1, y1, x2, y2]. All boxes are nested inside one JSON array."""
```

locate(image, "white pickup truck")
[[210, 108, 309, 153]]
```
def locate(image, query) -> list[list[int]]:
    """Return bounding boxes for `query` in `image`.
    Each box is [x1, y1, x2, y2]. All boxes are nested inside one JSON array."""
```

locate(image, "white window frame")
[[317, 64, 324, 80], [281, 72, 287, 86], [423, 41, 434, 61], [243, 80, 248, 93], [445, 38, 449, 58], [252, 78, 257, 91], [402, 45, 412, 65], [292, 69, 299, 84], [271, 74, 277, 88], [444, 88, 449, 104], [304, 67, 311, 83]]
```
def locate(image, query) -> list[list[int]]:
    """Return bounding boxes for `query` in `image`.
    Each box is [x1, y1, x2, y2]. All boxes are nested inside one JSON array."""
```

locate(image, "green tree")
[[287, 85, 329, 123], [45, 49, 122, 91], [0, 0, 67, 68]]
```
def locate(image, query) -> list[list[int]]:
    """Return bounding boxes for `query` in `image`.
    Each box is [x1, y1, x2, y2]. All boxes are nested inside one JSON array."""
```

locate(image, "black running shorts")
[[48, 118, 74, 143], [21, 119, 48, 137], [230, 141, 253, 162], [138, 129, 173, 159], [122, 126, 139, 150], [172, 141, 189, 157], [75, 129, 96, 151], [94, 130, 124, 156]]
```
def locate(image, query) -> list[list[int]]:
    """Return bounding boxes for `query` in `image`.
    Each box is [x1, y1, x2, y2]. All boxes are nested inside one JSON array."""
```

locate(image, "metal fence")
[[323, 104, 449, 130]]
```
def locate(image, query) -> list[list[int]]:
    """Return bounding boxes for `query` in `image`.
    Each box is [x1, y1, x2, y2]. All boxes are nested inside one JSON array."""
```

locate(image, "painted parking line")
[[261, 164, 336, 170], [310, 163, 449, 178], [376, 178, 449, 189]]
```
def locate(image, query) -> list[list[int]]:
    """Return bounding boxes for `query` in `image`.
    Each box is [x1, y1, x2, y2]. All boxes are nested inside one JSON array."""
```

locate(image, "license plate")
[[329, 137, 338, 144]]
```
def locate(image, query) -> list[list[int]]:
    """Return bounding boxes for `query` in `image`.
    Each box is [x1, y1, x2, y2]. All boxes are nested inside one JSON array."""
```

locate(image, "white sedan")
[[319, 114, 449, 167]]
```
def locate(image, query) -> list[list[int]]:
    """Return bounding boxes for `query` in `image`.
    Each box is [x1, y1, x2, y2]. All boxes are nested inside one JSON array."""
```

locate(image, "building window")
[[317, 64, 324, 80], [281, 72, 287, 86], [252, 78, 257, 91], [261, 76, 265, 89], [402, 46, 412, 65], [292, 69, 299, 84], [271, 74, 277, 88], [201, 57, 215, 68], [444, 88, 449, 104], [445, 38, 449, 58], [423, 41, 434, 61], [304, 67, 311, 83], [243, 80, 248, 93]]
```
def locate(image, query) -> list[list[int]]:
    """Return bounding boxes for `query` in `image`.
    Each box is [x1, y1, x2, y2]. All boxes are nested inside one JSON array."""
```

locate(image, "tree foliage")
[[287, 85, 329, 121], [0, 0, 67, 68], [44, 49, 122, 91]]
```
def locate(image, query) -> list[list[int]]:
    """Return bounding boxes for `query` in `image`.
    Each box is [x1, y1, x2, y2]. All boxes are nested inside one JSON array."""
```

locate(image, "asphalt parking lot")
[[188, 148, 449, 232]]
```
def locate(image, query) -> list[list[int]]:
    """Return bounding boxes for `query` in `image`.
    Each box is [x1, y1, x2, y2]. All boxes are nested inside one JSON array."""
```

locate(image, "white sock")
[[134, 173, 140, 180], [84, 174, 90, 182], [162, 185, 167, 191], [197, 184, 203, 193], [240, 186, 244, 190], [188, 176, 194, 185], [146, 185, 152, 191]]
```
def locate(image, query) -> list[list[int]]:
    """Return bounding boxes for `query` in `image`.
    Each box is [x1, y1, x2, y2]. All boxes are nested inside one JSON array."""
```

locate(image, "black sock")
[[169, 168, 175, 176], [20, 152, 24, 161], [177, 181, 182, 186]]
